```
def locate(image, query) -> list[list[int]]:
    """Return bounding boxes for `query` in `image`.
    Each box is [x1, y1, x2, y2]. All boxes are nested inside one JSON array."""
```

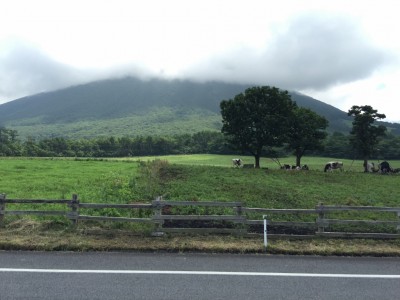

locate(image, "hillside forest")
[[1, 127, 400, 160], [2, 77, 400, 140], [1, 80, 399, 161]]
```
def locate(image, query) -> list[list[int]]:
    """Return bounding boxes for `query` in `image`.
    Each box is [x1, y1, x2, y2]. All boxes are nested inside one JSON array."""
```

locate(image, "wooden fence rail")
[[0, 194, 399, 238]]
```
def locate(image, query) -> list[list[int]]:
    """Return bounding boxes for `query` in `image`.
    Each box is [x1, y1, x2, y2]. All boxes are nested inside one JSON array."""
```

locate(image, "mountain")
[[1, 76, 399, 139]]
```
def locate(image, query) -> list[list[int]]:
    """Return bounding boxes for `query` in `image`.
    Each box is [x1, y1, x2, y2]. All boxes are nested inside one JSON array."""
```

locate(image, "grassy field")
[[2, 155, 399, 204], [123, 154, 375, 170], [1, 155, 399, 255], [0, 157, 140, 200]]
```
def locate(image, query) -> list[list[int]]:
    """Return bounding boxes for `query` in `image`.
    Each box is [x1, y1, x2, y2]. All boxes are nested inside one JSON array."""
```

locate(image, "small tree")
[[286, 107, 328, 167], [220, 86, 297, 168], [348, 105, 387, 172]]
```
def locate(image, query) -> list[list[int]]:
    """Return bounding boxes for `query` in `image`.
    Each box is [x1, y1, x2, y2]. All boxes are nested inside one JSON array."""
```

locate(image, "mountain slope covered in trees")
[[1, 76, 398, 139]]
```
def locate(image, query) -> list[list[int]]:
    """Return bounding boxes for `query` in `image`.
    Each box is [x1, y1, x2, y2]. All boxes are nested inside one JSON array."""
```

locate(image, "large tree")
[[220, 86, 297, 168], [286, 107, 328, 167], [348, 105, 387, 172]]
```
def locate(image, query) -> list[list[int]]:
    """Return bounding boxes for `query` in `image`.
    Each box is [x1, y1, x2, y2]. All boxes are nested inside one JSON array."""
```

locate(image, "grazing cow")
[[301, 164, 309, 170], [281, 164, 309, 170], [232, 158, 242, 167], [379, 161, 392, 173], [364, 162, 378, 173], [280, 164, 298, 170], [324, 161, 343, 172]]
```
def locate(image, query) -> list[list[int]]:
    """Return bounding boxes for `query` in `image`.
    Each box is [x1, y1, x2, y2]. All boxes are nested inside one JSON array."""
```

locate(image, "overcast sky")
[[1, 0, 399, 122]]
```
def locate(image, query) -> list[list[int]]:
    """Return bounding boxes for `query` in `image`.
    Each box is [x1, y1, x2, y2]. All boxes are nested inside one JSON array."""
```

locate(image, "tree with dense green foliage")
[[0, 127, 21, 156], [286, 107, 328, 167], [220, 86, 297, 168], [348, 105, 387, 172], [377, 134, 400, 159], [322, 132, 353, 158], [4, 124, 400, 159]]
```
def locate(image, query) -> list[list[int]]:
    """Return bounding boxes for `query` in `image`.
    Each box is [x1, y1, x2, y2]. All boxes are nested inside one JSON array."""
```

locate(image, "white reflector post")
[[263, 215, 268, 251]]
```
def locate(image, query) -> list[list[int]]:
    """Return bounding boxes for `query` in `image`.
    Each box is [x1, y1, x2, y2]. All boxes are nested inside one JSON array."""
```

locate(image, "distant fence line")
[[1, 194, 399, 239]]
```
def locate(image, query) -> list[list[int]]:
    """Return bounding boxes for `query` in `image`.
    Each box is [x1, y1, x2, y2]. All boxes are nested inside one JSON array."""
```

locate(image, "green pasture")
[[122, 154, 392, 172], [1, 155, 399, 207], [0, 158, 140, 200], [0, 155, 399, 244]]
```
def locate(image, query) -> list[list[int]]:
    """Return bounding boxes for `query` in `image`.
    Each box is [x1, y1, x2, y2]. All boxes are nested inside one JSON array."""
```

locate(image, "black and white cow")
[[365, 162, 375, 172], [280, 164, 293, 170], [281, 164, 309, 170], [364, 162, 379, 172], [232, 158, 242, 167], [324, 161, 343, 172]]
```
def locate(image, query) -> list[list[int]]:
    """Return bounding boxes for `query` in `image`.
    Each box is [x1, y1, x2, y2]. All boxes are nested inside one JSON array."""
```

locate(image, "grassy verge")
[[1, 223, 399, 256]]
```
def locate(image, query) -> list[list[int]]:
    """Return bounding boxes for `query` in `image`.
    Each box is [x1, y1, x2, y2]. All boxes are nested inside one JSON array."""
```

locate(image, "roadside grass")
[[1, 224, 399, 256], [0, 155, 399, 255]]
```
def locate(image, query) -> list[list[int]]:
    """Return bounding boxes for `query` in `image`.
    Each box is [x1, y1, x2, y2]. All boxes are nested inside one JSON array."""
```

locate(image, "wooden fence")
[[1, 194, 399, 238]]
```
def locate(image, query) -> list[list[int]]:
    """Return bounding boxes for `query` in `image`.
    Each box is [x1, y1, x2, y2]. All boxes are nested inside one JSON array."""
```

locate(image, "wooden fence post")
[[235, 202, 246, 236], [68, 194, 79, 225], [152, 196, 164, 236], [0, 194, 5, 223], [397, 211, 400, 232], [317, 202, 325, 234]]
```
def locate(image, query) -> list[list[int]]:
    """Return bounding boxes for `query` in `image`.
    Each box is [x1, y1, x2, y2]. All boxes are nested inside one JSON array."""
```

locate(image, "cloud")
[[183, 13, 390, 90], [0, 40, 168, 103], [0, 40, 91, 101], [0, 12, 394, 106]]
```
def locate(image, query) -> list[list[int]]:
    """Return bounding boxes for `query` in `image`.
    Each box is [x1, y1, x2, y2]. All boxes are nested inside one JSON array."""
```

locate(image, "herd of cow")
[[232, 158, 398, 174], [322, 160, 398, 173], [280, 164, 309, 170]]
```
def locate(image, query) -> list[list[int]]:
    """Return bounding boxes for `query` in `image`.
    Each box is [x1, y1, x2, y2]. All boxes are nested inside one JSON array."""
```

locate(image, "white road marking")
[[0, 268, 399, 278]]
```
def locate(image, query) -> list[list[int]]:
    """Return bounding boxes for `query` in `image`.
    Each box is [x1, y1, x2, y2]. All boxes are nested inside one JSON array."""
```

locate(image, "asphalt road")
[[0, 251, 399, 299]]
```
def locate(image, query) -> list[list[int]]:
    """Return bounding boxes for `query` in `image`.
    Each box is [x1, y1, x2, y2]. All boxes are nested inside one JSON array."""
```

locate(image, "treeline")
[[321, 132, 400, 159], [1, 127, 400, 159], [0, 129, 234, 157]]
